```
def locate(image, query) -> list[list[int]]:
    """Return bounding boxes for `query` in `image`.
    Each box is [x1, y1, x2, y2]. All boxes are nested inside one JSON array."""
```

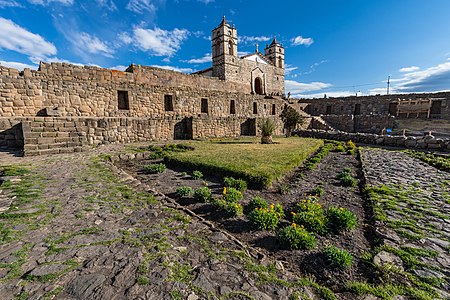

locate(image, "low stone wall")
[[320, 115, 394, 133], [17, 116, 282, 156], [0, 118, 23, 149], [295, 129, 450, 152]]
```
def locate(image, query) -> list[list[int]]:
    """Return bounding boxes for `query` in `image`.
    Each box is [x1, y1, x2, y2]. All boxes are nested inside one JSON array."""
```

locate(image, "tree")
[[280, 105, 304, 137]]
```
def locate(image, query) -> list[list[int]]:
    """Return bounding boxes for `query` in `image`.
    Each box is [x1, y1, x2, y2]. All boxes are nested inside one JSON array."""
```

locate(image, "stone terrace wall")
[[0, 63, 285, 119], [295, 129, 450, 152], [19, 116, 284, 156]]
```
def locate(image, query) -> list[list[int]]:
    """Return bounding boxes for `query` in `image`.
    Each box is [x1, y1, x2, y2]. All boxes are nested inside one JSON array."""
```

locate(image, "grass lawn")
[[164, 137, 323, 187]]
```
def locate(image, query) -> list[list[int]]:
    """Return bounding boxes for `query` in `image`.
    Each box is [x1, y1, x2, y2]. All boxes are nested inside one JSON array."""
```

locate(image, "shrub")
[[248, 203, 283, 230], [143, 163, 166, 174], [175, 186, 193, 197], [247, 196, 268, 212], [274, 203, 285, 219], [192, 170, 203, 180], [338, 168, 357, 187], [293, 200, 327, 234], [334, 145, 346, 153], [259, 118, 276, 137], [224, 177, 247, 192], [345, 140, 356, 155], [213, 198, 243, 216], [277, 223, 316, 250], [193, 187, 211, 202], [280, 105, 304, 137], [324, 246, 353, 268], [222, 187, 243, 203], [326, 207, 357, 232], [311, 185, 325, 197]]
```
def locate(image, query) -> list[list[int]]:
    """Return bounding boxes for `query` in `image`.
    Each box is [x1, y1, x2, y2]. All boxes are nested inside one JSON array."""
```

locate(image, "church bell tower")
[[211, 16, 239, 81]]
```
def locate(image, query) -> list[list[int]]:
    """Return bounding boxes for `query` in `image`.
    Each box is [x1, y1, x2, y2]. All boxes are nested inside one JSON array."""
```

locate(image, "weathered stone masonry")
[[0, 62, 285, 155]]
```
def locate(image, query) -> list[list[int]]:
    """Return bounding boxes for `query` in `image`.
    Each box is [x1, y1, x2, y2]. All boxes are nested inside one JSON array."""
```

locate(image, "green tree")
[[280, 105, 304, 136]]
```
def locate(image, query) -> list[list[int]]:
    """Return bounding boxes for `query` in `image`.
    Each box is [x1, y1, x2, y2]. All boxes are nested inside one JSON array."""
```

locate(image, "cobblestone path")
[[0, 146, 327, 300], [361, 149, 450, 299]]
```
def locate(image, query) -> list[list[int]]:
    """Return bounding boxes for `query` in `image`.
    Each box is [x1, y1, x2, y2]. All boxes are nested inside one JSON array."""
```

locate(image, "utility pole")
[[387, 75, 390, 95]]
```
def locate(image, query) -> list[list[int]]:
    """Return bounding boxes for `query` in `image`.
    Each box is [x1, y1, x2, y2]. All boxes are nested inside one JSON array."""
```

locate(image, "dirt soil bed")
[[116, 149, 376, 293]]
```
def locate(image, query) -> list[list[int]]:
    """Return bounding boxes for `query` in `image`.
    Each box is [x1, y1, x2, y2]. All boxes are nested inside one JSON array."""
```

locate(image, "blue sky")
[[1, 0, 450, 98]]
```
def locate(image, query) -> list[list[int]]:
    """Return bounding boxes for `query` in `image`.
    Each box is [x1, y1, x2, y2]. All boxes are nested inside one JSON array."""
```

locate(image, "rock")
[[28, 263, 68, 278], [373, 251, 404, 271], [66, 273, 107, 299]]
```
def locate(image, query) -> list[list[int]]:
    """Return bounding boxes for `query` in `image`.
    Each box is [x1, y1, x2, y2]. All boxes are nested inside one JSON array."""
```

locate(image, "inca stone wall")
[[321, 115, 395, 133], [0, 63, 284, 118], [298, 92, 450, 120]]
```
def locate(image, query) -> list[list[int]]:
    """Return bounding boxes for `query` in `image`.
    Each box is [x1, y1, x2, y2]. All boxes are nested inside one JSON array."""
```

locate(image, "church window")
[[278, 57, 283, 68], [271, 104, 276, 115], [118, 90, 129, 110], [164, 95, 173, 111], [253, 102, 258, 114], [326, 105, 332, 115], [230, 100, 236, 114], [201, 98, 209, 114], [228, 41, 234, 55]]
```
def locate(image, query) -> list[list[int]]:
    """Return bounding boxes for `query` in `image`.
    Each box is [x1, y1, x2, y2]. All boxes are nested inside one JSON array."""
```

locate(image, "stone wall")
[[297, 92, 450, 120], [18, 116, 284, 156], [295, 129, 450, 152], [0, 63, 286, 119], [321, 115, 395, 133], [0, 118, 23, 149]]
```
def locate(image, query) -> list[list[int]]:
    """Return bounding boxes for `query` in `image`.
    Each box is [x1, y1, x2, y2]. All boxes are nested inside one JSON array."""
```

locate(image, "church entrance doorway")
[[255, 77, 263, 95]]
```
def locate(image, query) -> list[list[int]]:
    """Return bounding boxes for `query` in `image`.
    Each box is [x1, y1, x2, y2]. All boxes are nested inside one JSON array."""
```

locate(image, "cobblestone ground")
[[0, 146, 330, 300], [361, 149, 450, 299]]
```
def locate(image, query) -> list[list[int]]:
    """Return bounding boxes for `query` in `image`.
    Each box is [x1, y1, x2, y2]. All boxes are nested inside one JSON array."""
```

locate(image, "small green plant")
[[193, 187, 211, 202], [326, 206, 357, 232], [277, 223, 316, 250], [222, 187, 243, 203], [293, 199, 327, 234], [311, 185, 325, 197], [247, 196, 268, 212], [192, 170, 203, 179], [334, 145, 346, 153], [338, 168, 357, 187], [305, 142, 335, 170], [143, 163, 166, 174], [224, 177, 247, 192], [213, 198, 243, 216], [175, 186, 193, 197], [324, 246, 353, 268], [248, 203, 283, 230]]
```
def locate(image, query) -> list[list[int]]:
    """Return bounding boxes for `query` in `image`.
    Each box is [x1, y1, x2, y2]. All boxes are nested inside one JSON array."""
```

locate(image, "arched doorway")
[[254, 77, 263, 95]]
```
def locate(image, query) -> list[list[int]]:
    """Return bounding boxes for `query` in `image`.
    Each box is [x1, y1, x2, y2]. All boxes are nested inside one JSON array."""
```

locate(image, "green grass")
[[164, 137, 323, 187], [405, 150, 450, 173]]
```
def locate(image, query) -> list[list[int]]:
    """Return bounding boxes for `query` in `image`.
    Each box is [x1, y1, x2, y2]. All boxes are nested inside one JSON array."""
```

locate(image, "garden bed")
[[116, 138, 377, 297]]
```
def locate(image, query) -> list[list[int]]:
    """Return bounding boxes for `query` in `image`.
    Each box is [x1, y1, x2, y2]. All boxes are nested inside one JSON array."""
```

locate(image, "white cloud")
[[126, 0, 156, 14], [151, 65, 193, 73], [184, 53, 211, 64], [109, 65, 128, 71], [294, 91, 356, 99], [284, 64, 298, 75], [0, 60, 37, 70], [96, 0, 117, 11], [29, 56, 84, 66], [399, 66, 419, 73], [239, 35, 271, 45], [118, 32, 133, 45], [133, 27, 189, 57], [0, 17, 57, 58], [76, 32, 114, 57], [28, 0, 73, 5], [388, 60, 450, 93], [0, 0, 21, 8], [291, 36, 314, 47], [285, 79, 332, 95], [238, 51, 250, 57], [198, 0, 214, 3]]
